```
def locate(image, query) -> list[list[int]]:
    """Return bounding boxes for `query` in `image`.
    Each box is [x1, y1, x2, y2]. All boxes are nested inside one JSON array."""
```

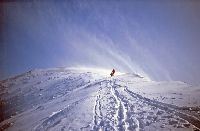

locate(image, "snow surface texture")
[[0, 68, 200, 131]]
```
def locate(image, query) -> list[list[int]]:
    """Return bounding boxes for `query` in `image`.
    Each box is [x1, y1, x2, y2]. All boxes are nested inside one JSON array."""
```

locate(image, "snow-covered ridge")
[[0, 67, 200, 131]]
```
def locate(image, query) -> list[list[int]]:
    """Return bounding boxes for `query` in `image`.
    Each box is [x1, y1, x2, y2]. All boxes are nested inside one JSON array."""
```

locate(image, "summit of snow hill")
[[0, 67, 200, 131]]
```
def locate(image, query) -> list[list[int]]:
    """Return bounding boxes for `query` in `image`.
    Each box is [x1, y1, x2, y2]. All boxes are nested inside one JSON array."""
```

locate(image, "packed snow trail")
[[0, 68, 200, 131], [112, 78, 200, 131], [90, 78, 200, 131]]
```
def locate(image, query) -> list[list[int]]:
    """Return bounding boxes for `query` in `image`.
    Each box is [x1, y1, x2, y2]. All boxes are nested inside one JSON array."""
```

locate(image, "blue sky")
[[1, 0, 200, 85]]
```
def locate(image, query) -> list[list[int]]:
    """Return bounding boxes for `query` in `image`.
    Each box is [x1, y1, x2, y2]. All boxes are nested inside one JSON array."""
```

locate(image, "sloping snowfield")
[[0, 68, 200, 131]]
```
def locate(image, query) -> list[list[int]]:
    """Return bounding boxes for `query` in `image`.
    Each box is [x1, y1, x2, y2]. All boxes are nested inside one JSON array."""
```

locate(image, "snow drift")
[[0, 68, 200, 131]]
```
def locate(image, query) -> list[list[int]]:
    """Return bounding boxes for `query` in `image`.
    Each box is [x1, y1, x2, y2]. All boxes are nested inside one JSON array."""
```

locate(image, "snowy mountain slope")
[[0, 68, 200, 131]]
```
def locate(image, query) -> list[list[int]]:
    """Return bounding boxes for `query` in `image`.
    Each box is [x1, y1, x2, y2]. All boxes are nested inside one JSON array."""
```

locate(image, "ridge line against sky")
[[0, 0, 200, 85]]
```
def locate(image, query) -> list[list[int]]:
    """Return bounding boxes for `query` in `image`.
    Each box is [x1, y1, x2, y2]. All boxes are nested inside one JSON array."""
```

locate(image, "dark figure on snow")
[[110, 69, 115, 77]]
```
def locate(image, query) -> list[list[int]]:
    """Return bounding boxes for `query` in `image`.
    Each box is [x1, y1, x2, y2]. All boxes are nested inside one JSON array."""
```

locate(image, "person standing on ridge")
[[110, 69, 115, 77]]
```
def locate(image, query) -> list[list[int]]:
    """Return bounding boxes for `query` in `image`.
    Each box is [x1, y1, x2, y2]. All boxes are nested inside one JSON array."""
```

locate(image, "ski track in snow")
[[91, 78, 200, 131], [1, 69, 200, 131]]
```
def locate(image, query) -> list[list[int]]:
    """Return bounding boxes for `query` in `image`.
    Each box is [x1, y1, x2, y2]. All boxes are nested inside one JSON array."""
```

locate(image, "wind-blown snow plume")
[[1, 1, 200, 85]]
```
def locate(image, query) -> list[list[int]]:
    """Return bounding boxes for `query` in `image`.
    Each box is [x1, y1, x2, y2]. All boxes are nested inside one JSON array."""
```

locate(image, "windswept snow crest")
[[0, 67, 200, 131]]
